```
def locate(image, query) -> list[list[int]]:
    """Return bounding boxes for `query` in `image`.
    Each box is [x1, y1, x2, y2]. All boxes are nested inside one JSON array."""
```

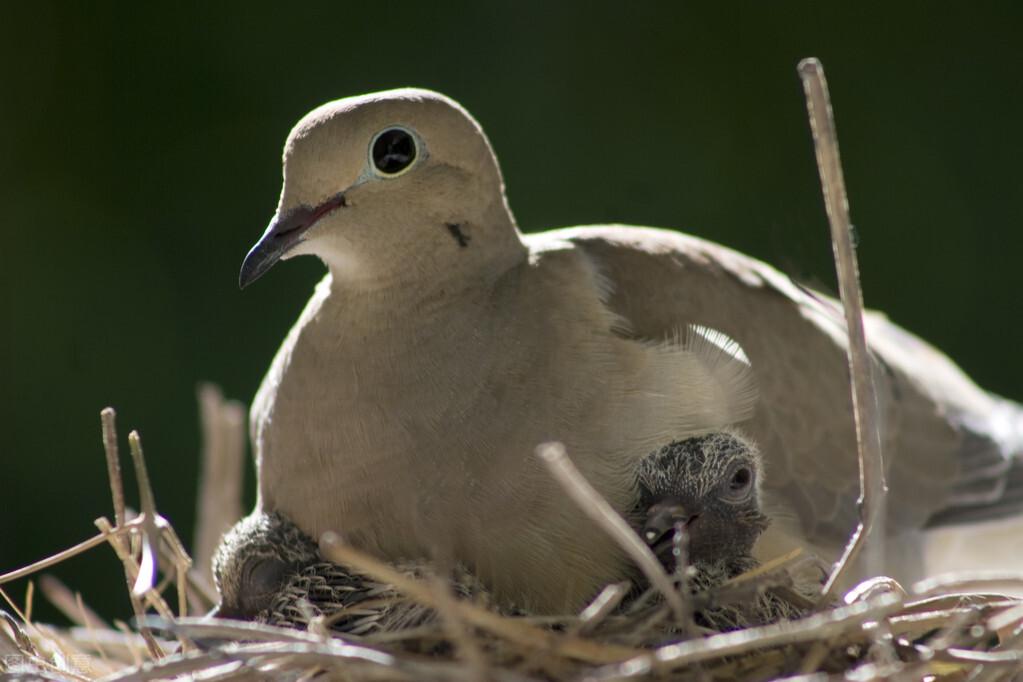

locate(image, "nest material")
[[264, 551, 818, 641], [1, 560, 1023, 682], [3, 507, 1023, 682]]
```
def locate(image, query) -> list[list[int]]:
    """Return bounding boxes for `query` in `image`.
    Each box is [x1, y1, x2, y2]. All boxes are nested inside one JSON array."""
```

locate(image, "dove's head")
[[634, 431, 769, 572], [240, 88, 524, 289]]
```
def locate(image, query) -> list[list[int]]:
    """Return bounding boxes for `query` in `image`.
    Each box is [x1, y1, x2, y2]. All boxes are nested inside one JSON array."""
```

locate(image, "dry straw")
[[2, 59, 1022, 681]]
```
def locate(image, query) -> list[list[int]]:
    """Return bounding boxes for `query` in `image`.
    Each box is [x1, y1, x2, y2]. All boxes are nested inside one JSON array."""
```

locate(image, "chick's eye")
[[245, 558, 287, 597], [730, 468, 751, 490], [236, 557, 289, 618], [725, 467, 754, 501], [371, 127, 417, 175]]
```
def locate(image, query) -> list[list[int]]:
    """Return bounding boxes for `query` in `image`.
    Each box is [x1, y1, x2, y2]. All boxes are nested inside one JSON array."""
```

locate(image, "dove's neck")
[[321, 201, 527, 299]]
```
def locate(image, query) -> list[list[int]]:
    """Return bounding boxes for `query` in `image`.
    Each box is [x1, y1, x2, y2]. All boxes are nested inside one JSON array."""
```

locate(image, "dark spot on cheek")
[[445, 222, 471, 248]]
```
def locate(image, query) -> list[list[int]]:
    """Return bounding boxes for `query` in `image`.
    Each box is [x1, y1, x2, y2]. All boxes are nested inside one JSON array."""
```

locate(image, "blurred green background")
[[2, 2, 1022, 621]]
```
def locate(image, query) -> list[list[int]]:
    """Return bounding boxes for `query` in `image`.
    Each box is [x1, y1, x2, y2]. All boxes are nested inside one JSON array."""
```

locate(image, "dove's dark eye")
[[371, 127, 417, 176]]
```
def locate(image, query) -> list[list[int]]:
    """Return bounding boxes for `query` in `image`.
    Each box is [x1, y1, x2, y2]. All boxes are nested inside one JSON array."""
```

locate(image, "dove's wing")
[[545, 224, 1023, 552]]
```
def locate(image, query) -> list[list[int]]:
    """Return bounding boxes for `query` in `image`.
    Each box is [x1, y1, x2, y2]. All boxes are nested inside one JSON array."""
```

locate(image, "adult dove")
[[239, 88, 1023, 612]]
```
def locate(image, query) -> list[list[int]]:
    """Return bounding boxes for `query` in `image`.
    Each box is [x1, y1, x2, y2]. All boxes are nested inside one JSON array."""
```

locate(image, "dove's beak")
[[239, 193, 348, 288]]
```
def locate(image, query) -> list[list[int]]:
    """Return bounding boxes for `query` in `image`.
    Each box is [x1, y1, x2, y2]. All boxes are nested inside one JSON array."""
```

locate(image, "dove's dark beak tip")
[[238, 259, 264, 290], [240, 194, 349, 289], [238, 262, 259, 289], [239, 240, 283, 289]]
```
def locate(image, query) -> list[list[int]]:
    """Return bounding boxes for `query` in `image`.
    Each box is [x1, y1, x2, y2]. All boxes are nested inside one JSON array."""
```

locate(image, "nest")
[[2, 403, 1022, 682], [3, 59, 1023, 681]]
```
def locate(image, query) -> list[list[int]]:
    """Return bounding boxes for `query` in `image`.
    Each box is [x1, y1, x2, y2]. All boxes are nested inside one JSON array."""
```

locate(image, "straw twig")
[[23, 580, 34, 625], [101, 637, 532, 682], [126, 431, 161, 599], [798, 57, 888, 601], [536, 442, 689, 627], [722, 548, 804, 589], [592, 592, 903, 679], [96, 411, 163, 658], [101, 408, 127, 529], [573, 583, 632, 637], [912, 572, 1023, 597], [94, 517, 168, 659], [0, 520, 142, 586], [424, 570, 490, 681]]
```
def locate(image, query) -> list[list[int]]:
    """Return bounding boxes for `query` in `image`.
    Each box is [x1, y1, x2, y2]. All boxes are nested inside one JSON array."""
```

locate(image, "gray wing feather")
[[559, 225, 1023, 550]]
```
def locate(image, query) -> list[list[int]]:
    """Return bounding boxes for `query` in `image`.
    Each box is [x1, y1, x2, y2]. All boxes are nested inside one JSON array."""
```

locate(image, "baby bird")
[[635, 430, 769, 575], [633, 431, 819, 630], [211, 511, 488, 635], [211, 511, 316, 623]]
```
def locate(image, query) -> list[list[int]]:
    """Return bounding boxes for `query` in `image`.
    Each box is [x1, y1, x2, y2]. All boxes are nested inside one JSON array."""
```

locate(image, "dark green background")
[[3, 3, 1021, 621]]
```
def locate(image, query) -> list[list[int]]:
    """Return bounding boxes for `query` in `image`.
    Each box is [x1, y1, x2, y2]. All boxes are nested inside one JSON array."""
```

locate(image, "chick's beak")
[[239, 192, 348, 288], [643, 501, 697, 547]]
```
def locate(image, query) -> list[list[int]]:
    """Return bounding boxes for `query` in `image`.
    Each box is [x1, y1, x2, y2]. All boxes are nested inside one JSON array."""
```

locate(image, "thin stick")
[[176, 564, 187, 620], [0, 521, 140, 586], [128, 430, 157, 513], [988, 602, 1023, 633], [722, 548, 804, 588], [911, 572, 1023, 597], [111, 422, 196, 644], [152, 521, 198, 617], [127, 430, 160, 597], [93, 519, 176, 622], [125, 428, 198, 622], [139, 615, 343, 644], [94, 517, 167, 660], [425, 571, 490, 681], [97, 412, 163, 656], [592, 592, 903, 678], [573, 582, 632, 636], [23, 580, 33, 624], [156, 526, 217, 611], [536, 442, 689, 626], [798, 57, 887, 600], [101, 408, 127, 529], [99, 637, 518, 682]]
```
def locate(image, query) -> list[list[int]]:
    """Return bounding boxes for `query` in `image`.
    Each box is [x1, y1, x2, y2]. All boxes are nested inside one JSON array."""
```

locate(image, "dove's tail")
[[926, 397, 1023, 527]]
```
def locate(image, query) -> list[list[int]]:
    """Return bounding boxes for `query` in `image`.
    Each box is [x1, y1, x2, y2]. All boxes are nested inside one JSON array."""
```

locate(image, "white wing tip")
[[686, 325, 750, 367]]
